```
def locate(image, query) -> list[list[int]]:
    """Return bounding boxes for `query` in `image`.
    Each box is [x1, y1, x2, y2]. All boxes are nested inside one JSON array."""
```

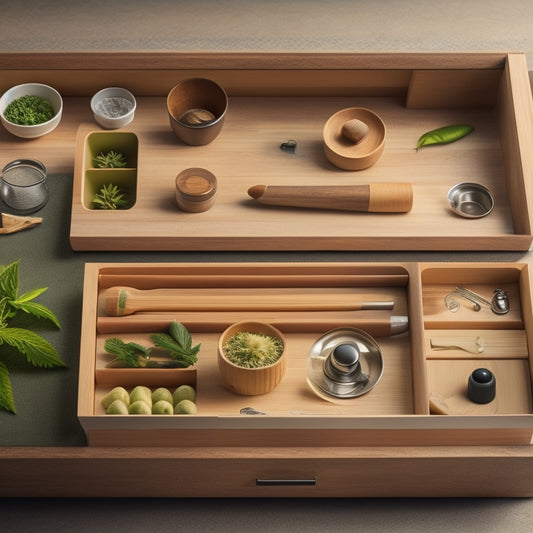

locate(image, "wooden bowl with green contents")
[[218, 321, 287, 396]]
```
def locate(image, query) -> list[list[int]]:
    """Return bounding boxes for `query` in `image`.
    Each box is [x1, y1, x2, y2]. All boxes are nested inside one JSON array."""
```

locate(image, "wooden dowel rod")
[[97, 273, 409, 289], [97, 312, 409, 336], [248, 183, 413, 213], [102, 286, 395, 316]]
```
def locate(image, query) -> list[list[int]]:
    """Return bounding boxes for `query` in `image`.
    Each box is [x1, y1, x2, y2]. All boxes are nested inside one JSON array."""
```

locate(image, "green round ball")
[[174, 399, 197, 415], [130, 385, 152, 408], [152, 387, 173, 405], [173, 384, 196, 406], [152, 400, 174, 415], [101, 386, 130, 409], [105, 399, 129, 415], [128, 400, 152, 415]]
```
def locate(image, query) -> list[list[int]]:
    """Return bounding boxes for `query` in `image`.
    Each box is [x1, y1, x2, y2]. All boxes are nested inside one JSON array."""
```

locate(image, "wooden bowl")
[[323, 107, 386, 170], [167, 78, 228, 146], [217, 321, 287, 396]]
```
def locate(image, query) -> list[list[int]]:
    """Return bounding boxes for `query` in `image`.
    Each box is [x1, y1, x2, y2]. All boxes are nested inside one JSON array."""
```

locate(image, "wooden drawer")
[[2, 446, 533, 498], [77, 261, 533, 448]]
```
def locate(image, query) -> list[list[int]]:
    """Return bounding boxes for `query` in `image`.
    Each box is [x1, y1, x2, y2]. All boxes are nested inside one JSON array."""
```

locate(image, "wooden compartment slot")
[[81, 131, 139, 210], [77, 262, 533, 447], [420, 263, 533, 419]]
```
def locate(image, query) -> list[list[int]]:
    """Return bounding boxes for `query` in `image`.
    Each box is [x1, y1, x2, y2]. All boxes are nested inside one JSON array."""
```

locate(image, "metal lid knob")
[[324, 343, 361, 383]]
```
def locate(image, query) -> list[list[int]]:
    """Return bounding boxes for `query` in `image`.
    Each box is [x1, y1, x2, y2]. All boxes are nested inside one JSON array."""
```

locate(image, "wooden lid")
[[176, 167, 217, 202]]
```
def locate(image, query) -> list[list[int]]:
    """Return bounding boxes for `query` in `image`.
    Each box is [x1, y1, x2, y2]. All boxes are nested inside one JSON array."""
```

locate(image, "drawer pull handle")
[[256, 478, 316, 487]]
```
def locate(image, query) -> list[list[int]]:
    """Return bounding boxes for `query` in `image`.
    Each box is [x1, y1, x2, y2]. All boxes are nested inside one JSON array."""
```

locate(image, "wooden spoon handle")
[[248, 183, 413, 213], [103, 286, 394, 316]]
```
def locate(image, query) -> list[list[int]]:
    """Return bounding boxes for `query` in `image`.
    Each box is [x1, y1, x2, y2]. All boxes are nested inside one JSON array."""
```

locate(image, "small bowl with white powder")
[[91, 87, 136, 129]]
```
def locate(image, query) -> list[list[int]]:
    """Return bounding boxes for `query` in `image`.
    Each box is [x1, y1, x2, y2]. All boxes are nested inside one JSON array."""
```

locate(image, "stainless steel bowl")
[[447, 182, 494, 219]]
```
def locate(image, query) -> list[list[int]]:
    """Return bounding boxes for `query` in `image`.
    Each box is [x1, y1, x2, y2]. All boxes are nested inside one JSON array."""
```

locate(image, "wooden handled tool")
[[103, 286, 395, 316], [247, 183, 413, 213]]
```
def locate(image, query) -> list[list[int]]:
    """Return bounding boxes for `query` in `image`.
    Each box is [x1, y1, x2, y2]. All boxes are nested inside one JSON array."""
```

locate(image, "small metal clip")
[[280, 139, 297, 154], [491, 289, 509, 315]]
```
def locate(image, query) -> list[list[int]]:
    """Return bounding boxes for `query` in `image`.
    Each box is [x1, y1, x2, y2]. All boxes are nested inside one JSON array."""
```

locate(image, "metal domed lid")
[[307, 327, 384, 399]]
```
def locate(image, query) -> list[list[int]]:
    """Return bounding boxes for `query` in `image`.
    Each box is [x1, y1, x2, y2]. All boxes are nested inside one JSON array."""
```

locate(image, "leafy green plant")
[[92, 183, 128, 210], [104, 321, 200, 368], [93, 150, 128, 168], [103, 339, 152, 368], [0, 260, 65, 414], [151, 321, 201, 368]]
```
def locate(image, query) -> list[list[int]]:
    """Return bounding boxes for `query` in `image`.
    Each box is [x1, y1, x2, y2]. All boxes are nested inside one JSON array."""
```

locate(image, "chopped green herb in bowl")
[[0, 83, 63, 139], [4, 95, 55, 125]]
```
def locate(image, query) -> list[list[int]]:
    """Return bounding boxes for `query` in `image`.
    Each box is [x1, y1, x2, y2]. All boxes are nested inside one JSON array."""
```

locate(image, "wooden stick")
[[0, 213, 42, 234], [97, 273, 409, 289], [97, 312, 409, 336], [102, 286, 395, 316], [247, 183, 413, 213]]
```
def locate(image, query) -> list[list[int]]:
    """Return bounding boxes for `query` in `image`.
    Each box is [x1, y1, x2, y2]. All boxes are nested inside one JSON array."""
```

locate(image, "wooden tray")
[[1, 52, 531, 251], [77, 261, 533, 447]]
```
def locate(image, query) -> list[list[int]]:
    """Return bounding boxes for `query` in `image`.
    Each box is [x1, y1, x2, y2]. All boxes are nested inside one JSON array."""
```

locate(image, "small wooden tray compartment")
[[421, 265, 533, 416], [82, 131, 138, 210], [77, 261, 533, 447]]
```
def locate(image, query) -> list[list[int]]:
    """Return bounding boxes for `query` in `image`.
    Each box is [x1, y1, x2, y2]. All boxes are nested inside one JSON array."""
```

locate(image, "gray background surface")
[[1, 0, 533, 530]]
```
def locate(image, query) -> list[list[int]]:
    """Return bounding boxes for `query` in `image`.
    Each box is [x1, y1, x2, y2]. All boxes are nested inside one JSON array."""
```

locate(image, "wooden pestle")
[[103, 286, 395, 316], [248, 183, 413, 213]]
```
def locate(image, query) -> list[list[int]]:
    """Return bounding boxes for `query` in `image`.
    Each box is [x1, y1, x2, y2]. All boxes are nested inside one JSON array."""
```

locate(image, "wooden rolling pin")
[[103, 286, 395, 316], [247, 183, 413, 213]]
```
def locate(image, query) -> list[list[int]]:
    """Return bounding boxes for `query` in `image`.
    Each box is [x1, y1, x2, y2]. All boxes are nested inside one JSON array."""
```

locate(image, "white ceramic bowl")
[[91, 87, 136, 129], [0, 83, 63, 139]]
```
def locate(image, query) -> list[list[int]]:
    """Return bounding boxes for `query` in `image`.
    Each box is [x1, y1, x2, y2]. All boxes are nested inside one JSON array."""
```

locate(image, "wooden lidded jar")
[[175, 167, 217, 212]]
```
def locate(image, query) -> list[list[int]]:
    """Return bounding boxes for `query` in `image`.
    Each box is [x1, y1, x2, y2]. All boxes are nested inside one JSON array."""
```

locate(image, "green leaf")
[[9, 301, 60, 329], [0, 360, 16, 414], [416, 124, 474, 151], [14, 287, 47, 303], [151, 321, 200, 367], [104, 338, 151, 368], [150, 332, 179, 352], [170, 321, 192, 350], [0, 260, 19, 300], [0, 327, 66, 368]]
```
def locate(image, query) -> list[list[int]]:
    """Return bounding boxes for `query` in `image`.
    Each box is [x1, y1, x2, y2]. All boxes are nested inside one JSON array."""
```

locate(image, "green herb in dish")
[[4, 95, 55, 125], [416, 124, 474, 151], [93, 150, 128, 168], [223, 331, 283, 368], [92, 183, 128, 209], [0, 260, 65, 414]]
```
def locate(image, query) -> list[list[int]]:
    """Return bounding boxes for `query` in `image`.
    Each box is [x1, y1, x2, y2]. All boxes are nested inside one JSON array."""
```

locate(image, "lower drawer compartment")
[[77, 261, 533, 447]]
